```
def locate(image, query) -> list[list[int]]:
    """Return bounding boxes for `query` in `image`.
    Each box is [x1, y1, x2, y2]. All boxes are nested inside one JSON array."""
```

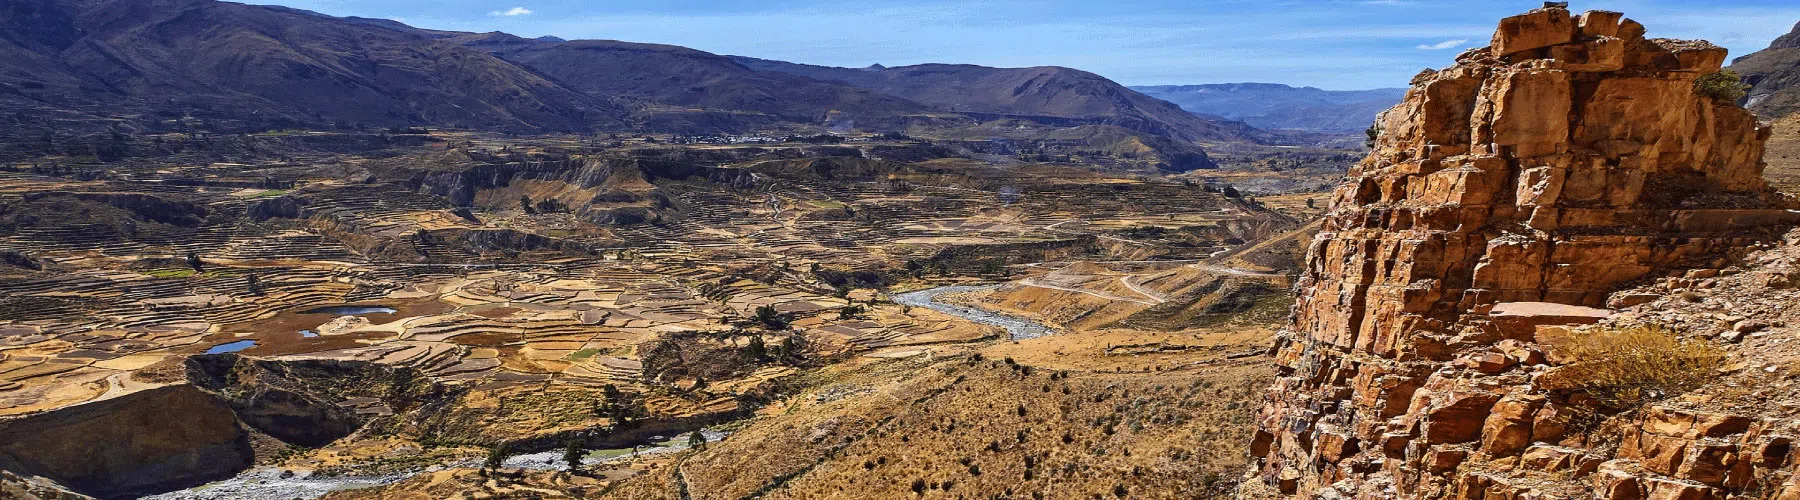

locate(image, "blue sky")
[[267, 0, 1800, 90]]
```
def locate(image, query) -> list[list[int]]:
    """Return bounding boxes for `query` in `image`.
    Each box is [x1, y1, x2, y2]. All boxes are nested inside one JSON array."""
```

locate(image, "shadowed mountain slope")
[[455, 33, 934, 133], [1731, 20, 1800, 118], [0, 0, 625, 133], [0, 0, 1262, 173], [730, 56, 1248, 144]]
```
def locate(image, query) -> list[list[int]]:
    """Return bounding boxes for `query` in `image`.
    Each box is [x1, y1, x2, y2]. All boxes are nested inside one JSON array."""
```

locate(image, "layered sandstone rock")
[[1249, 4, 1800, 498]]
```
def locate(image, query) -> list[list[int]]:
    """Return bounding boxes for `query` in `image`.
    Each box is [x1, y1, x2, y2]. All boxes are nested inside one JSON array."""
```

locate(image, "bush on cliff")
[[1695, 70, 1749, 104], [1545, 325, 1725, 409]]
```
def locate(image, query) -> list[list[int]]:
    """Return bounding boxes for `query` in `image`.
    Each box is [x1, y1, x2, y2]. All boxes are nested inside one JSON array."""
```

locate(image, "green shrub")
[[1695, 70, 1749, 104]]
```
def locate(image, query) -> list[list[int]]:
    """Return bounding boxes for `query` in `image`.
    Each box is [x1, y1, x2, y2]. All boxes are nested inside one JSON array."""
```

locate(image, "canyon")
[[5, 1, 1800, 499]]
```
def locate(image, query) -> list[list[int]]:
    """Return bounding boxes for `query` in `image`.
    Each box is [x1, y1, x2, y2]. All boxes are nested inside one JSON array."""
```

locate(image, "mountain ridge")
[[1730, 20, 1800, 118], [0, 0, 1282, 173], [728, 56, 1248, 144], [0, 0, 626, 133]]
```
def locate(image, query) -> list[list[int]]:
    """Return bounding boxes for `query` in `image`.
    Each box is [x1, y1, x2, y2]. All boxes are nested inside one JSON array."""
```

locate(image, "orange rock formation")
[[1250, 4, 1800, 498]]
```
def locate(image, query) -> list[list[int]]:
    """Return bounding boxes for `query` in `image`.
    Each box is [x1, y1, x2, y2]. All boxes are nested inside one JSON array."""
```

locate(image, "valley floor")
[[0, 132, 1315, 499]]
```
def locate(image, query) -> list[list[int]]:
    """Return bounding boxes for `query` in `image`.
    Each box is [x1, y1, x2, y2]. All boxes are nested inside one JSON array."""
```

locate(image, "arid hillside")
[[0, 0, 625, 134], [1766, 114, 1800, 190]]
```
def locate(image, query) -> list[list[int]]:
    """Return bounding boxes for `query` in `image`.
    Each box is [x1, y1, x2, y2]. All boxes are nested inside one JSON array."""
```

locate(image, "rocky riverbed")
[[893, 285, 1057, 340]]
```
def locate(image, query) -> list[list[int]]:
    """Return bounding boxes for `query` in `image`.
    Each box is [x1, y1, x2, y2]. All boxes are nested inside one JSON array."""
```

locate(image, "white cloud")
[[489, 7, 533, 16], [1416, 39, 1467, 50]]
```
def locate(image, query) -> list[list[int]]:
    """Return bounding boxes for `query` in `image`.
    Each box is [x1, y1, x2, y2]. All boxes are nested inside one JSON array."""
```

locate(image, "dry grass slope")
[[606, 354, 1269, 499]]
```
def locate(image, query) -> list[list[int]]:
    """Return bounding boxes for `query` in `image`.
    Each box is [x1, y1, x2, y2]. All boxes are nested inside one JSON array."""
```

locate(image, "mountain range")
[[0, 0, 1285, 172], [0, 0, 622, 132], [729, 57, 1250, 143], [1130, 83, 1407, 133]]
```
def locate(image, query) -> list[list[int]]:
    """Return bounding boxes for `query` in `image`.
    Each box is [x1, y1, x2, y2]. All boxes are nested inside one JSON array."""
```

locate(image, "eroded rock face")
[[1249, 5, 1800, 498], [0, 385, 252, 499]]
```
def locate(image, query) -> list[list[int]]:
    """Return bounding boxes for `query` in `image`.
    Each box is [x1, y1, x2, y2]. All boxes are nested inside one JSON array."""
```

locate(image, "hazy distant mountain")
[[730, 57, 1250, 144], [1730, 20, 1800, 118], [1130, 83, 1406, 133]]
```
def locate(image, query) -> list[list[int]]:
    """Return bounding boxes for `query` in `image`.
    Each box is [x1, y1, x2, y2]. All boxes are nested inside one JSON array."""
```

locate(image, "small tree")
[[519, 195, 536, 214], [745, 335, 768, 361], [185, 251, 204, 272], [979, 260, 1003, 276], [837, 304, 866, 320], [483, 443, 510, 471], [246, 274, 263, 296], [597, 383, 643, 426], [905, 259, 925, 278], [754, 304, 789, 330], [563, 440, 584, 471], [781, 336, 802, 360], [691, 375, 708, 393], [688, 430, 706, 450]]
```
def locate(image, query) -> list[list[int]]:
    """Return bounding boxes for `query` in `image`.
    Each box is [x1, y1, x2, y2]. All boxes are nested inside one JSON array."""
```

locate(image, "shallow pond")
[[204, 340, 257, 354], [300, 305, 397, 315]]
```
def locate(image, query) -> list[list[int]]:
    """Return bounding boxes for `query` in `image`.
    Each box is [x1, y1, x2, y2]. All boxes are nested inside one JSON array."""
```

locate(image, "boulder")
[[1488, 302, 1612, 340], [1493, 6, 1576, 57]]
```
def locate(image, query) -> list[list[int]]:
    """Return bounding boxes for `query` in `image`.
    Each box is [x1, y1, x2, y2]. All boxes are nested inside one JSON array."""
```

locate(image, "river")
[[144, 431, 729, 499], [891, 284, 1058, 341]]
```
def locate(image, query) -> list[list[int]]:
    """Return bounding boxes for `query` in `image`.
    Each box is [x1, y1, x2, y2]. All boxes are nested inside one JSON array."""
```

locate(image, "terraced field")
[[0, 132, 1301, 498]]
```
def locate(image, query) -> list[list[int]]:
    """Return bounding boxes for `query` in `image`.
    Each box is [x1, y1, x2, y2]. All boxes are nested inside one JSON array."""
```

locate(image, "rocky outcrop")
[[185, 354, 448, 448], [409, 153, 762, 208], [246, 195, 307, 221], [1249, 5, 1800, 498], [0, 356, 467, 499], [0, 468, 92, 500], [21, 192, 209, 227], [0, 385, 253, 499]]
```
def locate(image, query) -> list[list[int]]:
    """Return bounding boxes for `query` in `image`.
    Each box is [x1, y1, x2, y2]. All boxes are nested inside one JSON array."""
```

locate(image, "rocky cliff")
[[1249, 5, 1800, 498], [0, 385, 253, 499]]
